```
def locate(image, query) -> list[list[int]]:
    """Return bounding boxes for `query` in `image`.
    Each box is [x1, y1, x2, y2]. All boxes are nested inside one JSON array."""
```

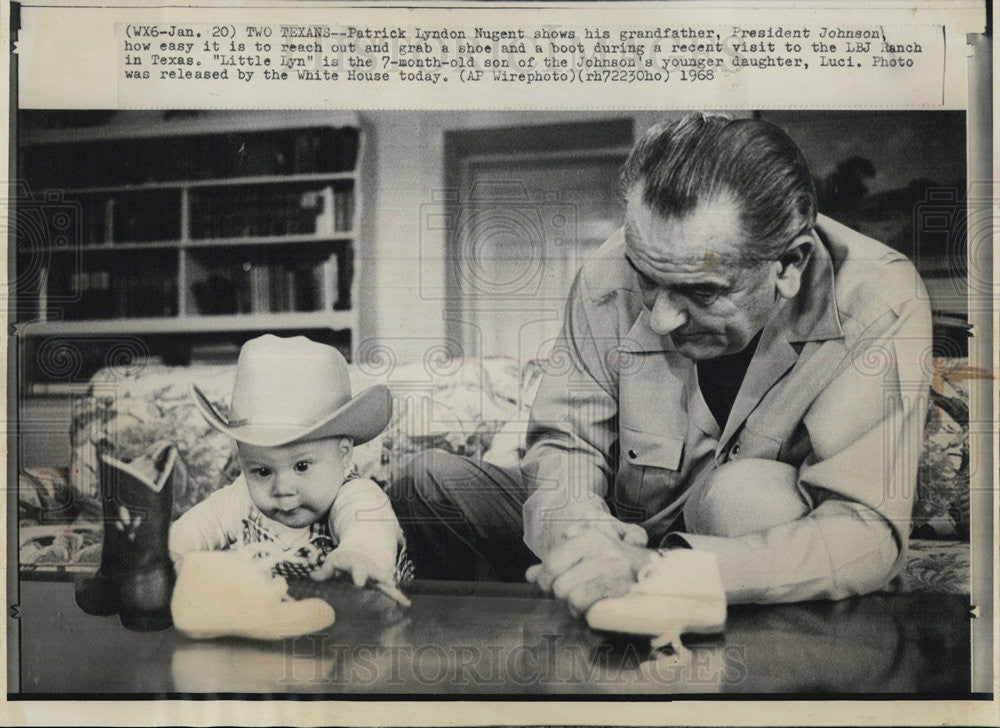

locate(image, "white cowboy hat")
[[190, 335, 390, 448]]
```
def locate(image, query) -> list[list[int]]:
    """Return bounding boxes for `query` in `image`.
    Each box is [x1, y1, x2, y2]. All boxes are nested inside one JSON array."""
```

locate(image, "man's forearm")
[[521, 431, 622, 557], [666, 499, 899, 603]]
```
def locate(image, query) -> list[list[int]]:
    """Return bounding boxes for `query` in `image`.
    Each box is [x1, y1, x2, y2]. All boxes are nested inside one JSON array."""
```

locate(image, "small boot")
[[75, 441, 178, 631]]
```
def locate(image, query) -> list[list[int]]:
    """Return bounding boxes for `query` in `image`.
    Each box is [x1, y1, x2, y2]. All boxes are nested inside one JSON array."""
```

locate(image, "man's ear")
[[774, 233, 814, 300], [338, 437, 354, 461]]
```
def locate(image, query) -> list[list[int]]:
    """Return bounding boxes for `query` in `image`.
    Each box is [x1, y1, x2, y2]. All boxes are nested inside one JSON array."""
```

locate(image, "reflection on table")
[[14, 577, 970, 695]]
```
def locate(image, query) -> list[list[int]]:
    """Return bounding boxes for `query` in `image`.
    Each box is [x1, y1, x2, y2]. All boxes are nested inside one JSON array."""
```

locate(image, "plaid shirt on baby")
[[238, 468, 414, 587]]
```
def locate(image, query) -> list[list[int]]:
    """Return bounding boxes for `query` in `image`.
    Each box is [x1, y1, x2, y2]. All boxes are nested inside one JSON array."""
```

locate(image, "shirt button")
[[627, 449, 638, 460], [731, 443, 741, 457]]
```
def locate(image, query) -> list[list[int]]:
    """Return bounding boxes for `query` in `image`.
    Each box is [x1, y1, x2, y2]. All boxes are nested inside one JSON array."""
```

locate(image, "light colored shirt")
[[522, 215, 932, 604], [169, 473, 403, 578]]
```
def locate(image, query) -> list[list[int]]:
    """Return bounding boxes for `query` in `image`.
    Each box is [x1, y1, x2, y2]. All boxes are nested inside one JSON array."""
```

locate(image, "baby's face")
[[238, 437, 352, 529]]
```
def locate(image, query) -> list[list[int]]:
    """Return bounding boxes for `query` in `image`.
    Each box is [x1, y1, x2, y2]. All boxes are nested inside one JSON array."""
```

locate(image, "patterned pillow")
[[912, 359, 973, 540], [890, 539, 970, 594], [71, 363, 240, 519]]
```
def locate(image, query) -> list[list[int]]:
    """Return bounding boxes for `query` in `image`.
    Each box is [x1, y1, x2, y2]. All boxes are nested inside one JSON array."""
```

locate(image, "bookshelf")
[[16, 111, 365, 395]]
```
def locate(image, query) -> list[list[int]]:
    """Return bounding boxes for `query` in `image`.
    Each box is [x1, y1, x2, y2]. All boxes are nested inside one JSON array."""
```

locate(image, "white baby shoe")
[[171, 551, 336, 640], [585, 549, 726, 656]]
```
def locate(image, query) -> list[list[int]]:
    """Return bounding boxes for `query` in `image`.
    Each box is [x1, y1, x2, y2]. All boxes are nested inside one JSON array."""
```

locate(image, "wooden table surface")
[[11, 576, 971, 696]]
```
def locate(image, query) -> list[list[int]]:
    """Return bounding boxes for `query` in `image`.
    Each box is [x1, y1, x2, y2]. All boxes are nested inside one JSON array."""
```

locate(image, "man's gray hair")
[[621, 113, 818, 260]]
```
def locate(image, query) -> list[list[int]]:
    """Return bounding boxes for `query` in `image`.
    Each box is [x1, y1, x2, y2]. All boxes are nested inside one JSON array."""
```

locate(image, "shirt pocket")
[[615, 426, 685, 520], [727, 424, 783, 462]]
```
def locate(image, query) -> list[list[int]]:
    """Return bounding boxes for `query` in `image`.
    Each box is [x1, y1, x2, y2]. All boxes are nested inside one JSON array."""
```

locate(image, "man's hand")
[[312, 547, 394, 588], [560, 519, 648, 547], [526, 529, 653, 615], [528, 502, 648, 556]]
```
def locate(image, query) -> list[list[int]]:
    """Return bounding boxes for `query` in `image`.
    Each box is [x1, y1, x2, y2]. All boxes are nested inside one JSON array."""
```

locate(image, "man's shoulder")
[[818, 215, 930, 332]]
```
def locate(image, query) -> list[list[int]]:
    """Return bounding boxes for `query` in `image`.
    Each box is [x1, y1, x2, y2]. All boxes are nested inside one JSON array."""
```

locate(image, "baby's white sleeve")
[[168, 478, 249, 558], [330, 478, 403, 574]]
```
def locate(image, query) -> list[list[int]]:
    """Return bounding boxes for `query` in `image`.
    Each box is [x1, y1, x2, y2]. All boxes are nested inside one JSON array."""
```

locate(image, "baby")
[[170, 334, 409, 594]]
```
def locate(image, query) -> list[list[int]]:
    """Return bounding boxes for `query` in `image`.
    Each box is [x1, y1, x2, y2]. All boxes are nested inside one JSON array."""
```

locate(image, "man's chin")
[[670, 335, 726, 360]]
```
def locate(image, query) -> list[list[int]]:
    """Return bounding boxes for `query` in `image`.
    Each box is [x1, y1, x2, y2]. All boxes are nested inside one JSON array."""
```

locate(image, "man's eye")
[[688, 289, 720, 305], [294, 461, 311, 472]]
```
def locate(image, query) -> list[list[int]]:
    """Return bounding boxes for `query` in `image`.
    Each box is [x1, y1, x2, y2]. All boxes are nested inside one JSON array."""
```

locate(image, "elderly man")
[[389, 114, 931, 610]]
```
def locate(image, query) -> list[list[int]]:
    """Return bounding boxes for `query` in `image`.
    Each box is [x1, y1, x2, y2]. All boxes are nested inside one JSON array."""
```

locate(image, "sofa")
[[18, 354, 972, 595]]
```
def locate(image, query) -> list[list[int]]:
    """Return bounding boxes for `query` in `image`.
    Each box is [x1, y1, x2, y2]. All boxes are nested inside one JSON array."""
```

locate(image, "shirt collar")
[[773, 219, 844, 343]]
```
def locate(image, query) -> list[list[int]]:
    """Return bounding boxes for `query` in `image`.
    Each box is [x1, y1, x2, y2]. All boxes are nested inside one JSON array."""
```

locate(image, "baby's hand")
[[311, 547, 394, 588]]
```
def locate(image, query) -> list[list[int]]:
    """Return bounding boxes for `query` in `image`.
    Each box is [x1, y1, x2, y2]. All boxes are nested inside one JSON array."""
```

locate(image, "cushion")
[[912, 358, 974, 539], [891, 539, 971, 594]]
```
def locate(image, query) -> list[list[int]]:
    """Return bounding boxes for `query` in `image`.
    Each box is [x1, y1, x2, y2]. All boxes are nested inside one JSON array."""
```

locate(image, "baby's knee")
[[683, 458, 809, 539]]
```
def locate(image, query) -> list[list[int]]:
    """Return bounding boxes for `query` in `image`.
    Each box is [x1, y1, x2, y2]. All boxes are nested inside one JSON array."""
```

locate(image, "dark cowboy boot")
[[74, 438, 133, 617], [75, 441, 178, 631], [73, 473, 125, 616], [116, 441, 178, 632], [73, 544, 120, 615]]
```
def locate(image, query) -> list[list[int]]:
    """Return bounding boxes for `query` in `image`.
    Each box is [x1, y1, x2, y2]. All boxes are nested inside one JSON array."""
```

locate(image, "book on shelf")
[[333, 246, 352, 310], [227, 258, 327, 314], [37, 266, 48, 320], [279, 268, 296, 313], [190, 185, 353, 240], [250, 264, 271, 314], [76, 191, 180, 245], [334, 188, 354, 232], [113, 266, 177, 318], [79, 195, 111, 245], [320, 255, 337, 311], [234, 265, 251, 314], [66, 269, 114, 319], [289, 128, 359, 174], [103, 198, 115, 244], [292, 131, 319, 175], [310, 187, 336, 236]]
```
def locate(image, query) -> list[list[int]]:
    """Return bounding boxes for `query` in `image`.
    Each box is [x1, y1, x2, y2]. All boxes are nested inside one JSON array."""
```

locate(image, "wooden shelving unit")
[[16, 111, 365, 395]]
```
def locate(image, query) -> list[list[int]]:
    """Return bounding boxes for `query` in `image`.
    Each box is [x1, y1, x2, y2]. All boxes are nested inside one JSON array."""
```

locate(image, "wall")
[[356, 110, 670, 363]]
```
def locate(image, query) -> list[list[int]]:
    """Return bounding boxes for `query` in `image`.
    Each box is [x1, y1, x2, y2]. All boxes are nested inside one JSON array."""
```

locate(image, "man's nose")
[[648, 290, 687, 334]]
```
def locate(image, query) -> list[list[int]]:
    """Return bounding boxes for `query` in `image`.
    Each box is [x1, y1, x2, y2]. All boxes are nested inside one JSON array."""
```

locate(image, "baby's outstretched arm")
[[312, 477, 403, 587]]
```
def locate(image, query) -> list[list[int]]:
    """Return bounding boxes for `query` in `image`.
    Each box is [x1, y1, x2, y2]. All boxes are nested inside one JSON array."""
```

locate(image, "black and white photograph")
[[9, 107, 987, 697], [3, 0, 996, 723]]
